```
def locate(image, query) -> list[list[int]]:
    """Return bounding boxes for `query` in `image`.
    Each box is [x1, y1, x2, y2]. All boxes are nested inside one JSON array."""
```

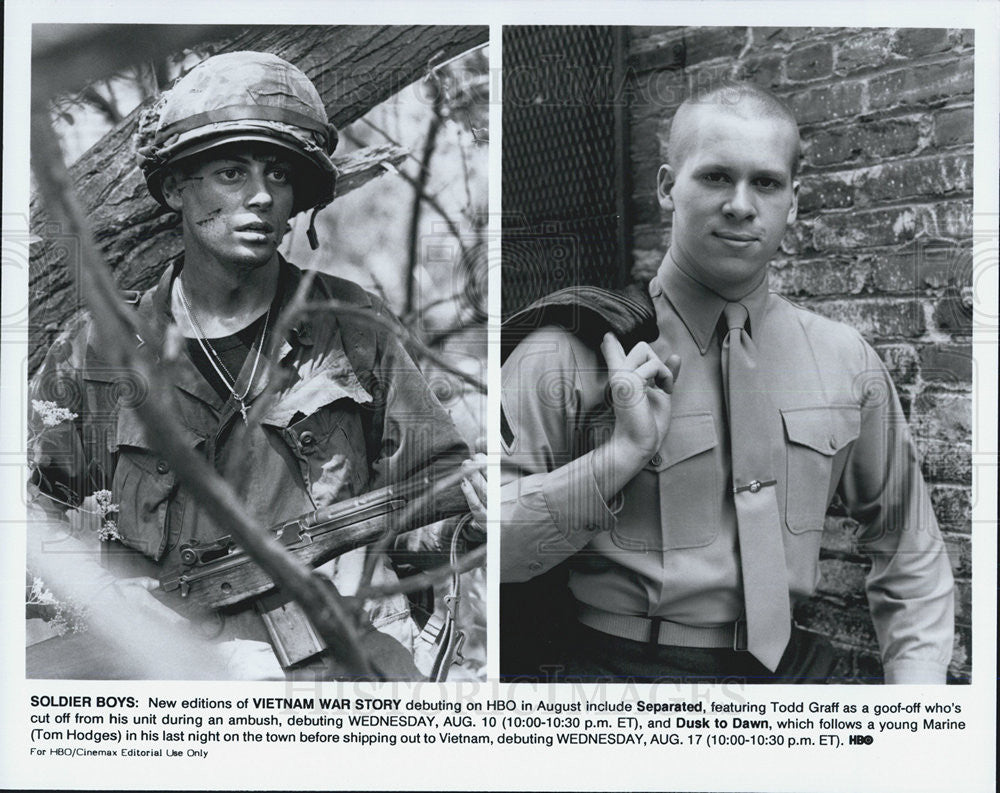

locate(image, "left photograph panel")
[[25, 24, 488, 681]]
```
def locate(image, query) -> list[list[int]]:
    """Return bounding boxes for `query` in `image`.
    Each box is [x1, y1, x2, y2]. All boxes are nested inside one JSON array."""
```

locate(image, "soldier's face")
[[162, 143, 296, 270], [658, 105, 799, 298]]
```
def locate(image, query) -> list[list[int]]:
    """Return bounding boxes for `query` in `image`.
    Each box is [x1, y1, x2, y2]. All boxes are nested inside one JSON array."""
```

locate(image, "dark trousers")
[[551, 623, 837, 685]]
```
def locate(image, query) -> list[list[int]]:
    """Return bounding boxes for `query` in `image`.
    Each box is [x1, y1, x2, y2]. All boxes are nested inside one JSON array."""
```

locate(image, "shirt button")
[[650, 453, 662, 466], [748, 479, 762, 493], [527, 561, 543, 573], [584, 523, 600, 532], [828, 434, 838, 450], [298, 431, 317, 453], [156, 460, 170, 474]]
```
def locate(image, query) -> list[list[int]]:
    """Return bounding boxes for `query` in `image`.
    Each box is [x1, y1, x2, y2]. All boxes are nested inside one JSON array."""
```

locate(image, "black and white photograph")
[[1, 3, 996, 793], [22, 23, 489, 682], [500, 25, 973, 685]]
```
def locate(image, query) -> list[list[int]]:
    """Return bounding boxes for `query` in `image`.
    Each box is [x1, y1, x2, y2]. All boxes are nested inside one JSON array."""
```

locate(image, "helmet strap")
[[307, 206, 321, 250]]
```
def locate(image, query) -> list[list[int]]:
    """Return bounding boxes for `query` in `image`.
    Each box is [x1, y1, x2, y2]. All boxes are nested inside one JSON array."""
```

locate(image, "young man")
[[29, 51, 484, 680], [501, 83, 954, 684]]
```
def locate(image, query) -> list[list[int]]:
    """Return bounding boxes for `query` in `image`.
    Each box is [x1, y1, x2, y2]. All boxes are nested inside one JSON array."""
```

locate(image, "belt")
[[578, 604, 748, 651]]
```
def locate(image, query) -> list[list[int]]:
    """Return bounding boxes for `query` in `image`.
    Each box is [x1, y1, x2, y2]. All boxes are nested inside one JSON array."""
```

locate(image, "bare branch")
[[78, 85, 123, 125], [346, 125, 468, 253], [334, 143, 409, 197], [405, 76, 446, 315]]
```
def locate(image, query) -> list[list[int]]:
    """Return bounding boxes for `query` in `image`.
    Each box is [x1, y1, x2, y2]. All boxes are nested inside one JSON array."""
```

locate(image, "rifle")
[[160, 471, 471, 612]]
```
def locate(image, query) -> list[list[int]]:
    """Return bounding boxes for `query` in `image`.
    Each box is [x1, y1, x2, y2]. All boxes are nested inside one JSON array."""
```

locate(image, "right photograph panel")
[[499, 25, 972, 685]]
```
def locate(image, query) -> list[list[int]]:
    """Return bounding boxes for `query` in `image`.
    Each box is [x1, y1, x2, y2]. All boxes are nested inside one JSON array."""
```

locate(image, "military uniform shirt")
[[501, 255, 955, 683]]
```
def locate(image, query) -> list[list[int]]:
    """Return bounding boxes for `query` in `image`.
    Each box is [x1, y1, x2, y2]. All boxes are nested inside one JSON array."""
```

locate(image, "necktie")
[[721, 302, 791, 672]]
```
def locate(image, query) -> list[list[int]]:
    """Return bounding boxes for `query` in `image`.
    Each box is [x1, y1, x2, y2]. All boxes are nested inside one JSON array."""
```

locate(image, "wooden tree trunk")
[[28, 24, 487, 373]]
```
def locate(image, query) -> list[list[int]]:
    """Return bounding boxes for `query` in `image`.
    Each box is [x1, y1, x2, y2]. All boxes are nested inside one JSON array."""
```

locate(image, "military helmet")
[[136, 51, 338, 220]]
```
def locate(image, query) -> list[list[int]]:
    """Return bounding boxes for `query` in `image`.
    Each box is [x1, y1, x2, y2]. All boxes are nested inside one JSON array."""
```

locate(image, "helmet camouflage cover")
[[135, 51, 339, 216]]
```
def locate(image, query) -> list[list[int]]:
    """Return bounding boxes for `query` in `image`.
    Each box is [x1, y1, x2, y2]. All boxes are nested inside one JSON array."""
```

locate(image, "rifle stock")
[[160, 472, 469, 610]]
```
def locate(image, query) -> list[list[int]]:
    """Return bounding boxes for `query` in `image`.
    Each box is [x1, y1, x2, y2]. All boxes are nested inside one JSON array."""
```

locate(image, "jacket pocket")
[[111, 408, 181, 561], [611, 412, 720, 552], [283, 404, 371, 507], [781, 405, 860, 533]]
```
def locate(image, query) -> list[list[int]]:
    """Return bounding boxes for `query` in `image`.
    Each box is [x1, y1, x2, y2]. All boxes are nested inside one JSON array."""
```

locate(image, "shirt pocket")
[[781, 405, 861, 534], [284, 404, 371, 507], [611, 412, 720, 552], [111, 409, 181, 561]]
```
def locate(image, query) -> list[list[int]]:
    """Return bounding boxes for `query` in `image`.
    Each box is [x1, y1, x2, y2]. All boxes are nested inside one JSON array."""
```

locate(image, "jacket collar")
[[148, 255, 312, 335], [142, 255, 316, 411], [651, 252, 770, 355]]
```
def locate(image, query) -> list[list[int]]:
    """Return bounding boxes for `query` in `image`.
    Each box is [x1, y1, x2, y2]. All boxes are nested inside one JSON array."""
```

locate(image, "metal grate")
[[502, 26, 629, 317]]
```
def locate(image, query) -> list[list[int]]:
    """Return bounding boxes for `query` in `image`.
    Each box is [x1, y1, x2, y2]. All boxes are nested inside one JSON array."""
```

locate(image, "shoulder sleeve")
[[837, 335, 955, 683], [500, 326, 619, 582], [364, 300, 469, 489], [313, 271, 376, 307]]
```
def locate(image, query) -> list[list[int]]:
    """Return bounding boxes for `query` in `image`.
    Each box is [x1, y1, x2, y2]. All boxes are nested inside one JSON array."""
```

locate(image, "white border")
[[3, 2, 997, 792]]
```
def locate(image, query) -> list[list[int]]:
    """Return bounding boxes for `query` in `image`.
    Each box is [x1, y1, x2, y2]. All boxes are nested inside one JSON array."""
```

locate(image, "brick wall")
[[626, 27, 973, 682]]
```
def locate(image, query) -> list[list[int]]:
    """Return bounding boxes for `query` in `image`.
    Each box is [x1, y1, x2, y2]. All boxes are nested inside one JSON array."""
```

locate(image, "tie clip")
[[733, 478, 776, 495]]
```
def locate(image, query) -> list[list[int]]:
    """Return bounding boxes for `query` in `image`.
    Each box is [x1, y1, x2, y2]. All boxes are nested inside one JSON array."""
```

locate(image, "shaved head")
[[668, 82, 801, 178]]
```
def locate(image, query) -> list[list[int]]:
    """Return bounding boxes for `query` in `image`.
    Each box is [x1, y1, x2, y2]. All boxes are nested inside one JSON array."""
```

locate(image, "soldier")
[[29, 51, 485, 680], [501, 82, 954, 684]]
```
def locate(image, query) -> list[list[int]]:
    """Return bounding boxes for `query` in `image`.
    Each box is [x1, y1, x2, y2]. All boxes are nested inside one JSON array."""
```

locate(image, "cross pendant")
[[238, 400, 248, 425]]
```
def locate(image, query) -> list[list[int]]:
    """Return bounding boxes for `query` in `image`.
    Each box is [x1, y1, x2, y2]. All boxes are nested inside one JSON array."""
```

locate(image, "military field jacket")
[[30, 257, 468, 660]]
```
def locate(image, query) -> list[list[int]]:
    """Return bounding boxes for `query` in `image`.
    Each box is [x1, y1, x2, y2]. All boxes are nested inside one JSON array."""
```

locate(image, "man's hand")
[[601, 332, 681, 462], [460, 453, 487, 543]]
